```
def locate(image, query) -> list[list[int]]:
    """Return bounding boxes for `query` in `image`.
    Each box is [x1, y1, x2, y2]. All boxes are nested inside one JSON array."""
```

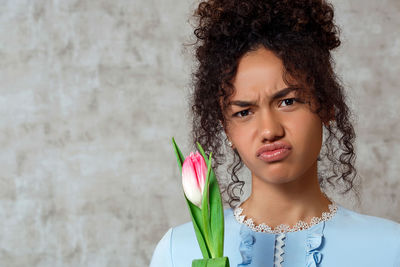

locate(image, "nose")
[[258, 109, 284, 142]]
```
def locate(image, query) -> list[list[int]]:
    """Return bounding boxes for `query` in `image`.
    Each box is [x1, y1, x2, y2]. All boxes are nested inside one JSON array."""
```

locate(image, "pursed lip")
[[256, 141, 292, 157]]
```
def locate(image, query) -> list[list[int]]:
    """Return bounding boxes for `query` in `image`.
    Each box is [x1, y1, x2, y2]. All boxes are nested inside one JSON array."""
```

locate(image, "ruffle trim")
[[234, 202, 337, 234], [238, 224, 255, 266], [305, 221, 325, 267], [237, 221, 326, 266]]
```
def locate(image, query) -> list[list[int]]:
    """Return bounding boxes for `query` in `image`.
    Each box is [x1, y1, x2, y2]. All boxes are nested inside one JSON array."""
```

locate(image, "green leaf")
[[196, 142, 225, 258], [172, 137, 185, 170], [208, 167, 225, 257], [192, 257, 230, 267], [172, 137, 211, 259], [184, 193, 211, 259], [201, 151, 214, 257]]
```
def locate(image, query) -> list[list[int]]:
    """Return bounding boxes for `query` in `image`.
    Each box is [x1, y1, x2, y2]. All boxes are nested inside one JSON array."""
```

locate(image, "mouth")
[[256, 141, 292, 163], [257, 148, 291, 163]]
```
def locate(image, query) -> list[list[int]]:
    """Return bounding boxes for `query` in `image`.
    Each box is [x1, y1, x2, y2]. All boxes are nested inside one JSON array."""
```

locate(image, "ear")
[[219, 119, 235, 149], [219, 119, 224, 128], [219, 119, 228, 136], [323, 107, 335, 126]]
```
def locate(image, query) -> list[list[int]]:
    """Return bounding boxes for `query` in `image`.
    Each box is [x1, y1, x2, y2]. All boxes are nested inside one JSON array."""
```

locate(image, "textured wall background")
[[0, 0, 398, 266]]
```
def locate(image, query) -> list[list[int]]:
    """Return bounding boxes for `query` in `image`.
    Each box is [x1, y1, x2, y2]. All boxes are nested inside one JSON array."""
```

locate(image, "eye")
[[233, 109, 251, 118], [279, 98, 299, 107]]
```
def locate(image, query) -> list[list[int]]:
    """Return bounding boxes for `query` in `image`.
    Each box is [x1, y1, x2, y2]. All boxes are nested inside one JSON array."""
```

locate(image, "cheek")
[[228, 120, 257, 149], [226, 120, 247, 140], [289, 112, 323, 155], [226, 122, 254, 158]]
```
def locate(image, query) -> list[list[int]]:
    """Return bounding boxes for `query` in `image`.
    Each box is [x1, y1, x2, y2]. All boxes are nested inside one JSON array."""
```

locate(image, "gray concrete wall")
[[0, 0, 398, 266]]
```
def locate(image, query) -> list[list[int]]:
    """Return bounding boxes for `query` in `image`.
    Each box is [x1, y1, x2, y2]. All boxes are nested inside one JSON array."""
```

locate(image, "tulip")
[[172, 138, 230, 266], [182, 151, 208, 208]]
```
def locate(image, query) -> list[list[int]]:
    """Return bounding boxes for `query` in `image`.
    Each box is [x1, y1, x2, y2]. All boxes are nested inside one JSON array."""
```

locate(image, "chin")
[[256, 174, 296, 184], [266, 177, 295, 184]]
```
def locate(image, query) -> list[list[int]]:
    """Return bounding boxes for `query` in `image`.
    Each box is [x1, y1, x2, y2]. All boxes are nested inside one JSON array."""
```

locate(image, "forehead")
[[232, 47, 287, 98]]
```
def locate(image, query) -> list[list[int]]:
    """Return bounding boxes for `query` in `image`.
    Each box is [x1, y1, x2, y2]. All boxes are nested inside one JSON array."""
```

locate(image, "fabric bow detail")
[[305, 222, 325, 267], [238, 225, 256, 266]]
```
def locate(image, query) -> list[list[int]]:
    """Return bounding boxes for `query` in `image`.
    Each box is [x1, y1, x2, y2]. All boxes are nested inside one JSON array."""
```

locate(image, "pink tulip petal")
[[181, 151, 208, 208], [182, 153, 202, 207], [193, 152, 207, 194]]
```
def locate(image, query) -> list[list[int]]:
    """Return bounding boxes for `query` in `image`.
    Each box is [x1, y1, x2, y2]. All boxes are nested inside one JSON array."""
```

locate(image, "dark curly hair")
[[188, 0, 360, 209]]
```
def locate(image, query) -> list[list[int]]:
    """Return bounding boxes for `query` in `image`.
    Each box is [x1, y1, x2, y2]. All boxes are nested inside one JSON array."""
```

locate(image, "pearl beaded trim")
[[233, 202, 338, 234]]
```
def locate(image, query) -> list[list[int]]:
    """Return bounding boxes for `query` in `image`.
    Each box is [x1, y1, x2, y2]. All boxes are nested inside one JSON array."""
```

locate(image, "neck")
[[240, 161, 332, 228]]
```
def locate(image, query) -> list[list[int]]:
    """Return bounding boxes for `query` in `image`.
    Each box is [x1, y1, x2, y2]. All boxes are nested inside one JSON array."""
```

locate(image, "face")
[[223, 47, 323, 185]]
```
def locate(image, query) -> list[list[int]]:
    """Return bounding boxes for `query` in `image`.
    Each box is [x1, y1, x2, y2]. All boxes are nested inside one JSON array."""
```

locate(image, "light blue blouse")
[[150, 203, 400, 266]]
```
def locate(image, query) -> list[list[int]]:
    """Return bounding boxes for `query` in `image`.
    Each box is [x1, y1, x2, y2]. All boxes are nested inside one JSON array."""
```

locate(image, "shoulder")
[[149, 227, 173, 267], [318, 204, 400, 266], [151, 208, 238, 267], [149, 224, 199, 267], [335, 204, 400, 235], [327, 204, 400, 257]]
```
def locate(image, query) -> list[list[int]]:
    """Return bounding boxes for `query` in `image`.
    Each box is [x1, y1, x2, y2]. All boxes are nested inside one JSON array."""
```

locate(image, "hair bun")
[[194, 0, 341, 51], [279, 0, 341, 50]]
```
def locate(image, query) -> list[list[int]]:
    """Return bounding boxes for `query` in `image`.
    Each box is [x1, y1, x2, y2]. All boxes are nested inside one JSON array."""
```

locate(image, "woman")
[[150, 0, 400, 266]]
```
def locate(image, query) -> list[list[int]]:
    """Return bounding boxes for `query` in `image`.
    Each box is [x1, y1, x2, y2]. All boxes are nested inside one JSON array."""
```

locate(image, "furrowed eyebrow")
[[228, 100, 257, 107], [228, 87, 299, 107], [272, 87, 298, 99]]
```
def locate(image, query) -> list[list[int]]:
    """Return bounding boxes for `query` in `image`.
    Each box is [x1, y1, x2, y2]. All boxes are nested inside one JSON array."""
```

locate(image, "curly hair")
[[188, 0, 359, 208]]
